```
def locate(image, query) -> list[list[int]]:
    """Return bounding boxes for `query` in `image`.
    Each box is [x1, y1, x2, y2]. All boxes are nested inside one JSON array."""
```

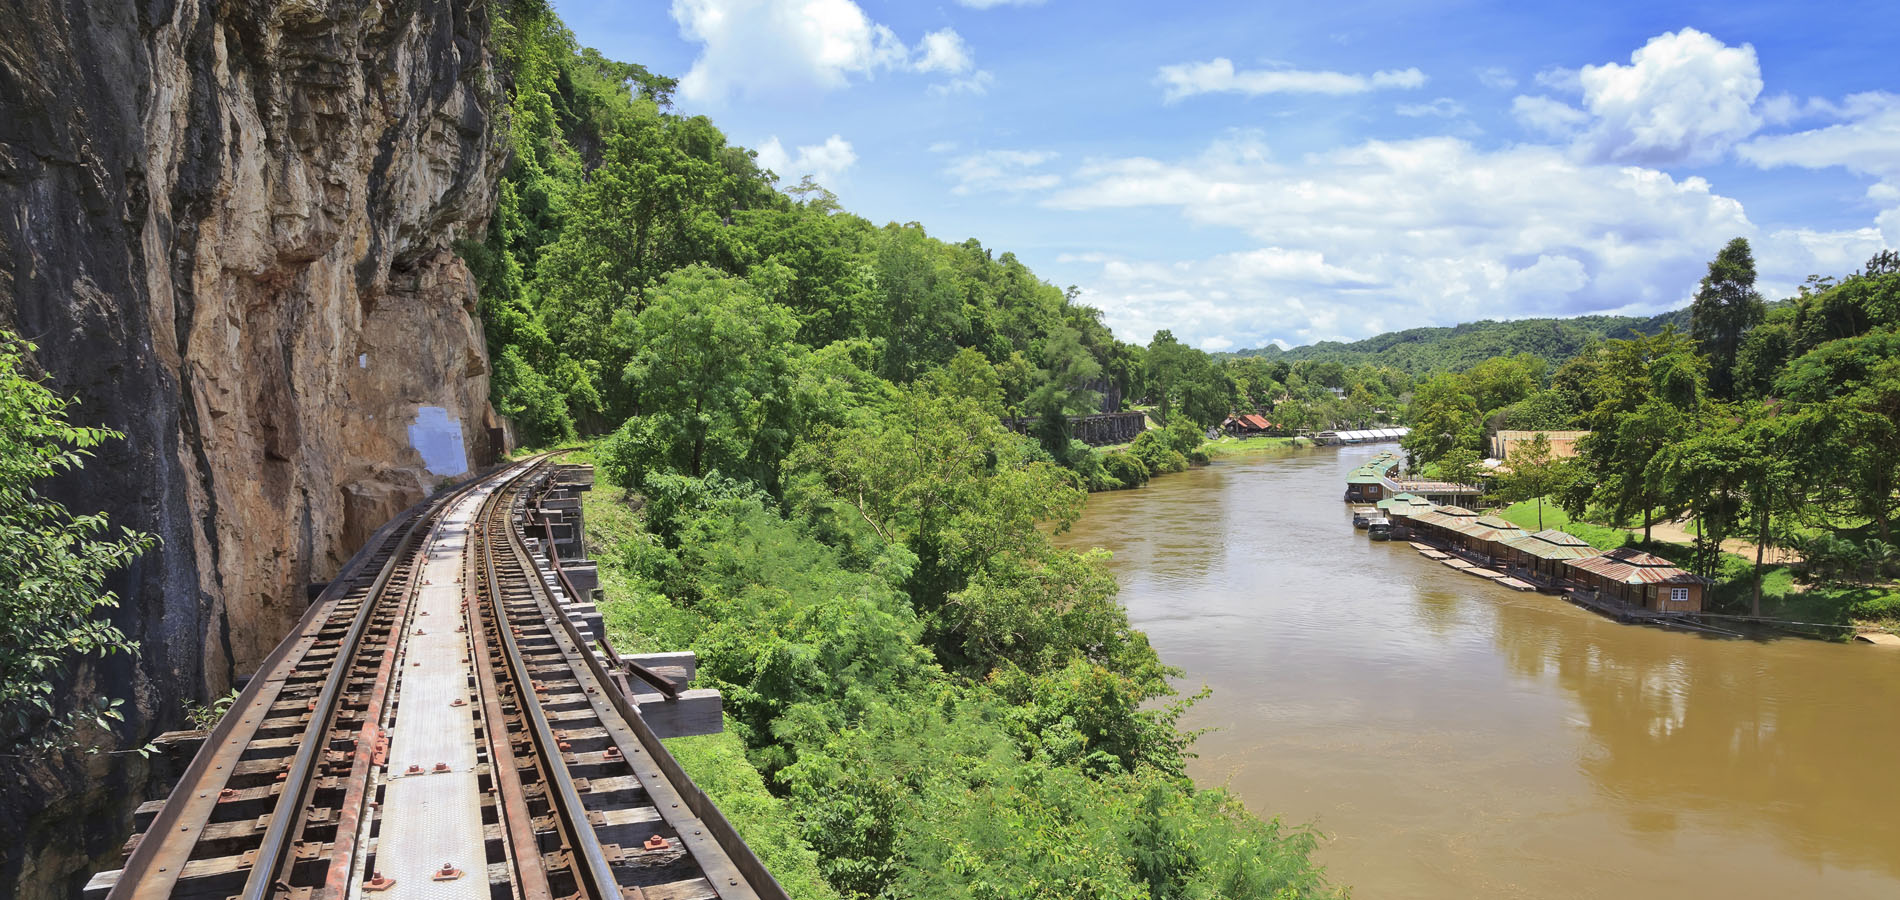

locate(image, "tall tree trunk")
[[1643, 506, 1653, 544], [1752, 508, 1767, 618], [1536, 496, 1544, 531]]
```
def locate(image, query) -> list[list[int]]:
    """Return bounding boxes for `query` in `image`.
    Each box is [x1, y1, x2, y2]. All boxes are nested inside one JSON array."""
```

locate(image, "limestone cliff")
[[0, 0, 505, 894]]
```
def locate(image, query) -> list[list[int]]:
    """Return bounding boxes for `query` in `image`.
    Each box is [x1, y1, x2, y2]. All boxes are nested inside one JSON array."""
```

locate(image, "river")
[[1055, 443, 1900, 899]]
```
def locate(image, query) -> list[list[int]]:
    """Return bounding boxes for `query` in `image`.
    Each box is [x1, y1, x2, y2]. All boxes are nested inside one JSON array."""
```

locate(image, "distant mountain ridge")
[[1228, 307, 1693, 372]]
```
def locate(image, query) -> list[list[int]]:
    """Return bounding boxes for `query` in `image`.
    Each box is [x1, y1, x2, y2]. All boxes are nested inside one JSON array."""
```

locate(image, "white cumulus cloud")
[[1512, 95, 1589, 137], [946, 150, 1061, 194], [1157, 58, 1426, 101], [1741, 92, 1900, 246], [1039, 135, 1783, 349], [670, 0, 984, 101], [1476, 67, 1517, 90], [914, 29, 974, 74], [756, 134, 858, 184], [1740, 92, 1900, 181], [1397, 97, 1465, 118], [1571, 28, 1764, 164]]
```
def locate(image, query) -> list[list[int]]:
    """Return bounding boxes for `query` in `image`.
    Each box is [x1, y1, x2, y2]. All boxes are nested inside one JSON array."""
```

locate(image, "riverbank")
[[1203, 434, 1313, 457], [569, 442, 1344, 898], [1057, 444, 1900, 900], [1495, 499, 1900, 634]]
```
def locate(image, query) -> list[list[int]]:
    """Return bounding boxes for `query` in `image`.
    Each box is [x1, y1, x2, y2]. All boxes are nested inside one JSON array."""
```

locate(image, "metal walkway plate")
[[367, 489, 491, 900]]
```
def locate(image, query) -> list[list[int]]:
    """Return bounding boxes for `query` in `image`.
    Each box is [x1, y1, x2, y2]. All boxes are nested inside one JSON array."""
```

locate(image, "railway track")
[[90, 458, 773, 900]]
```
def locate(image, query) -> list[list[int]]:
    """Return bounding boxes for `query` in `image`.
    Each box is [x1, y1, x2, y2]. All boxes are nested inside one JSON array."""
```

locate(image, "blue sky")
[[555, 0, 1900, 351]]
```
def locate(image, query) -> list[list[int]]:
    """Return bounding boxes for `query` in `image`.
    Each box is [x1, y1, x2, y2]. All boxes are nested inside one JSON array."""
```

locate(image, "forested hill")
[[453, 4, 1340, 898], [1230, 308, 1693, 372]]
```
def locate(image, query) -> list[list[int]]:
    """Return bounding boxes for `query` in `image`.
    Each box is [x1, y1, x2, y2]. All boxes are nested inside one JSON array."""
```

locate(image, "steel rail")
[[533, 513, 680, 701], [463, 487, 557, 900], [509, 493, 782, 900], [239, 463, 515, 900], [482, 469, 624, 900], [107, 481, 447, 900], [316, 467, 508, 898], [505, 467, 778, 900]]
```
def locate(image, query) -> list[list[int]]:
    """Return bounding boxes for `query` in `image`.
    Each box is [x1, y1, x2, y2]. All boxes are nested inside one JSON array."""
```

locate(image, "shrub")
[[1100, 451, 1150, 488]]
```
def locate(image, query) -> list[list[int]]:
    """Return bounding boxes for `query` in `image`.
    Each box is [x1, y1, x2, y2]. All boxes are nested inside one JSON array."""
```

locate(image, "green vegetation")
[[1, 332, 155, 759], [1229, 310, 1692, 373], [1202, 435, 1310, 459], [182, 688, 240, 733], [1429, 242, 1900, 627], [484, 5, 1337, 895]]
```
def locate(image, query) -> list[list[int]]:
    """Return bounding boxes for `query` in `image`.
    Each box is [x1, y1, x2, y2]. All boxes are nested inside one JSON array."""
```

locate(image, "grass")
[[1201, 434, 1311, 458], [661, 729, 840, 900], [1496, 500, 1655, 552], [570, 450, 839, 898], [1497, 497, 1900, 631]]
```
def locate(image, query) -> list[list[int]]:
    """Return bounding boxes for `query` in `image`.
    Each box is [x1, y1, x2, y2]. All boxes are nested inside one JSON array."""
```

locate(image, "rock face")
[[0, 1, 504, 895]]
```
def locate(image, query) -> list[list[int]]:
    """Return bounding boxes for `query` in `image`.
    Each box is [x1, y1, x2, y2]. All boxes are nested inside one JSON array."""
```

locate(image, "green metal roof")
[[1502, 530, 1603, 560]]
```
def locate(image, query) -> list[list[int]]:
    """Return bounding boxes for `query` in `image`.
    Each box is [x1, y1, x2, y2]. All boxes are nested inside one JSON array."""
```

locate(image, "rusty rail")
[[92, 454, 777, 900]]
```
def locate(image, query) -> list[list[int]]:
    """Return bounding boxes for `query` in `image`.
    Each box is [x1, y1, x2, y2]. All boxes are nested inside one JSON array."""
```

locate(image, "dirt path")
[[1641, 518, 1803, 565]]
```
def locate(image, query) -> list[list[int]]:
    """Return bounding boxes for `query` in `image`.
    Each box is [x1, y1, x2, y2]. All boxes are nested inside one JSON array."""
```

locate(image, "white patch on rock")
[[406, 406, 468, 476], [359, 353, 368, 368]]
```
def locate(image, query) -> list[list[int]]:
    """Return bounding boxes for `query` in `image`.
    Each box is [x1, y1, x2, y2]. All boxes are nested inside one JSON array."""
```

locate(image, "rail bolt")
[[419, 610, 429, 616], [432, 863, 463, 882], [434, 762, 450, 773], [364, 873, 396, 892], [450, 699, 467, 707], [406, 764, 423, 775], [217, 788, 237, 802], [605, 746, 622, 759], [643, 835, 669, 851], [415, 628, 426, 635]]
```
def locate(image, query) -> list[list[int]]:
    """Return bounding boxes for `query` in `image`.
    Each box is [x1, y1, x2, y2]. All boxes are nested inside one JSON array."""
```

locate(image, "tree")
[[1497, 432, 1566, 530], [1566, 329, 1709, 542], [1439, 448, 1484, 488], [1690, 237, 1766, 400], [607, 266, 801, 491], [1141, 331, 1232, 428], [2, 334, 155, 758], [1775, 327, 1900, 544], [1401, 373, 1480, 468], [1466, 353, 1543, 414], [872, 226, 967, 382]]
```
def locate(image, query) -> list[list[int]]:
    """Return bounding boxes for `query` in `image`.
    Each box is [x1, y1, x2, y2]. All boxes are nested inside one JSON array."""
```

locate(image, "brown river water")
[[1055, 443, 1900, 899]]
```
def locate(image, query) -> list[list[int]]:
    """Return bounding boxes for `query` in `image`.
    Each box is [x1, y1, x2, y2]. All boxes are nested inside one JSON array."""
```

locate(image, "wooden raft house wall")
[[1562, 547, 1711, 613]]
